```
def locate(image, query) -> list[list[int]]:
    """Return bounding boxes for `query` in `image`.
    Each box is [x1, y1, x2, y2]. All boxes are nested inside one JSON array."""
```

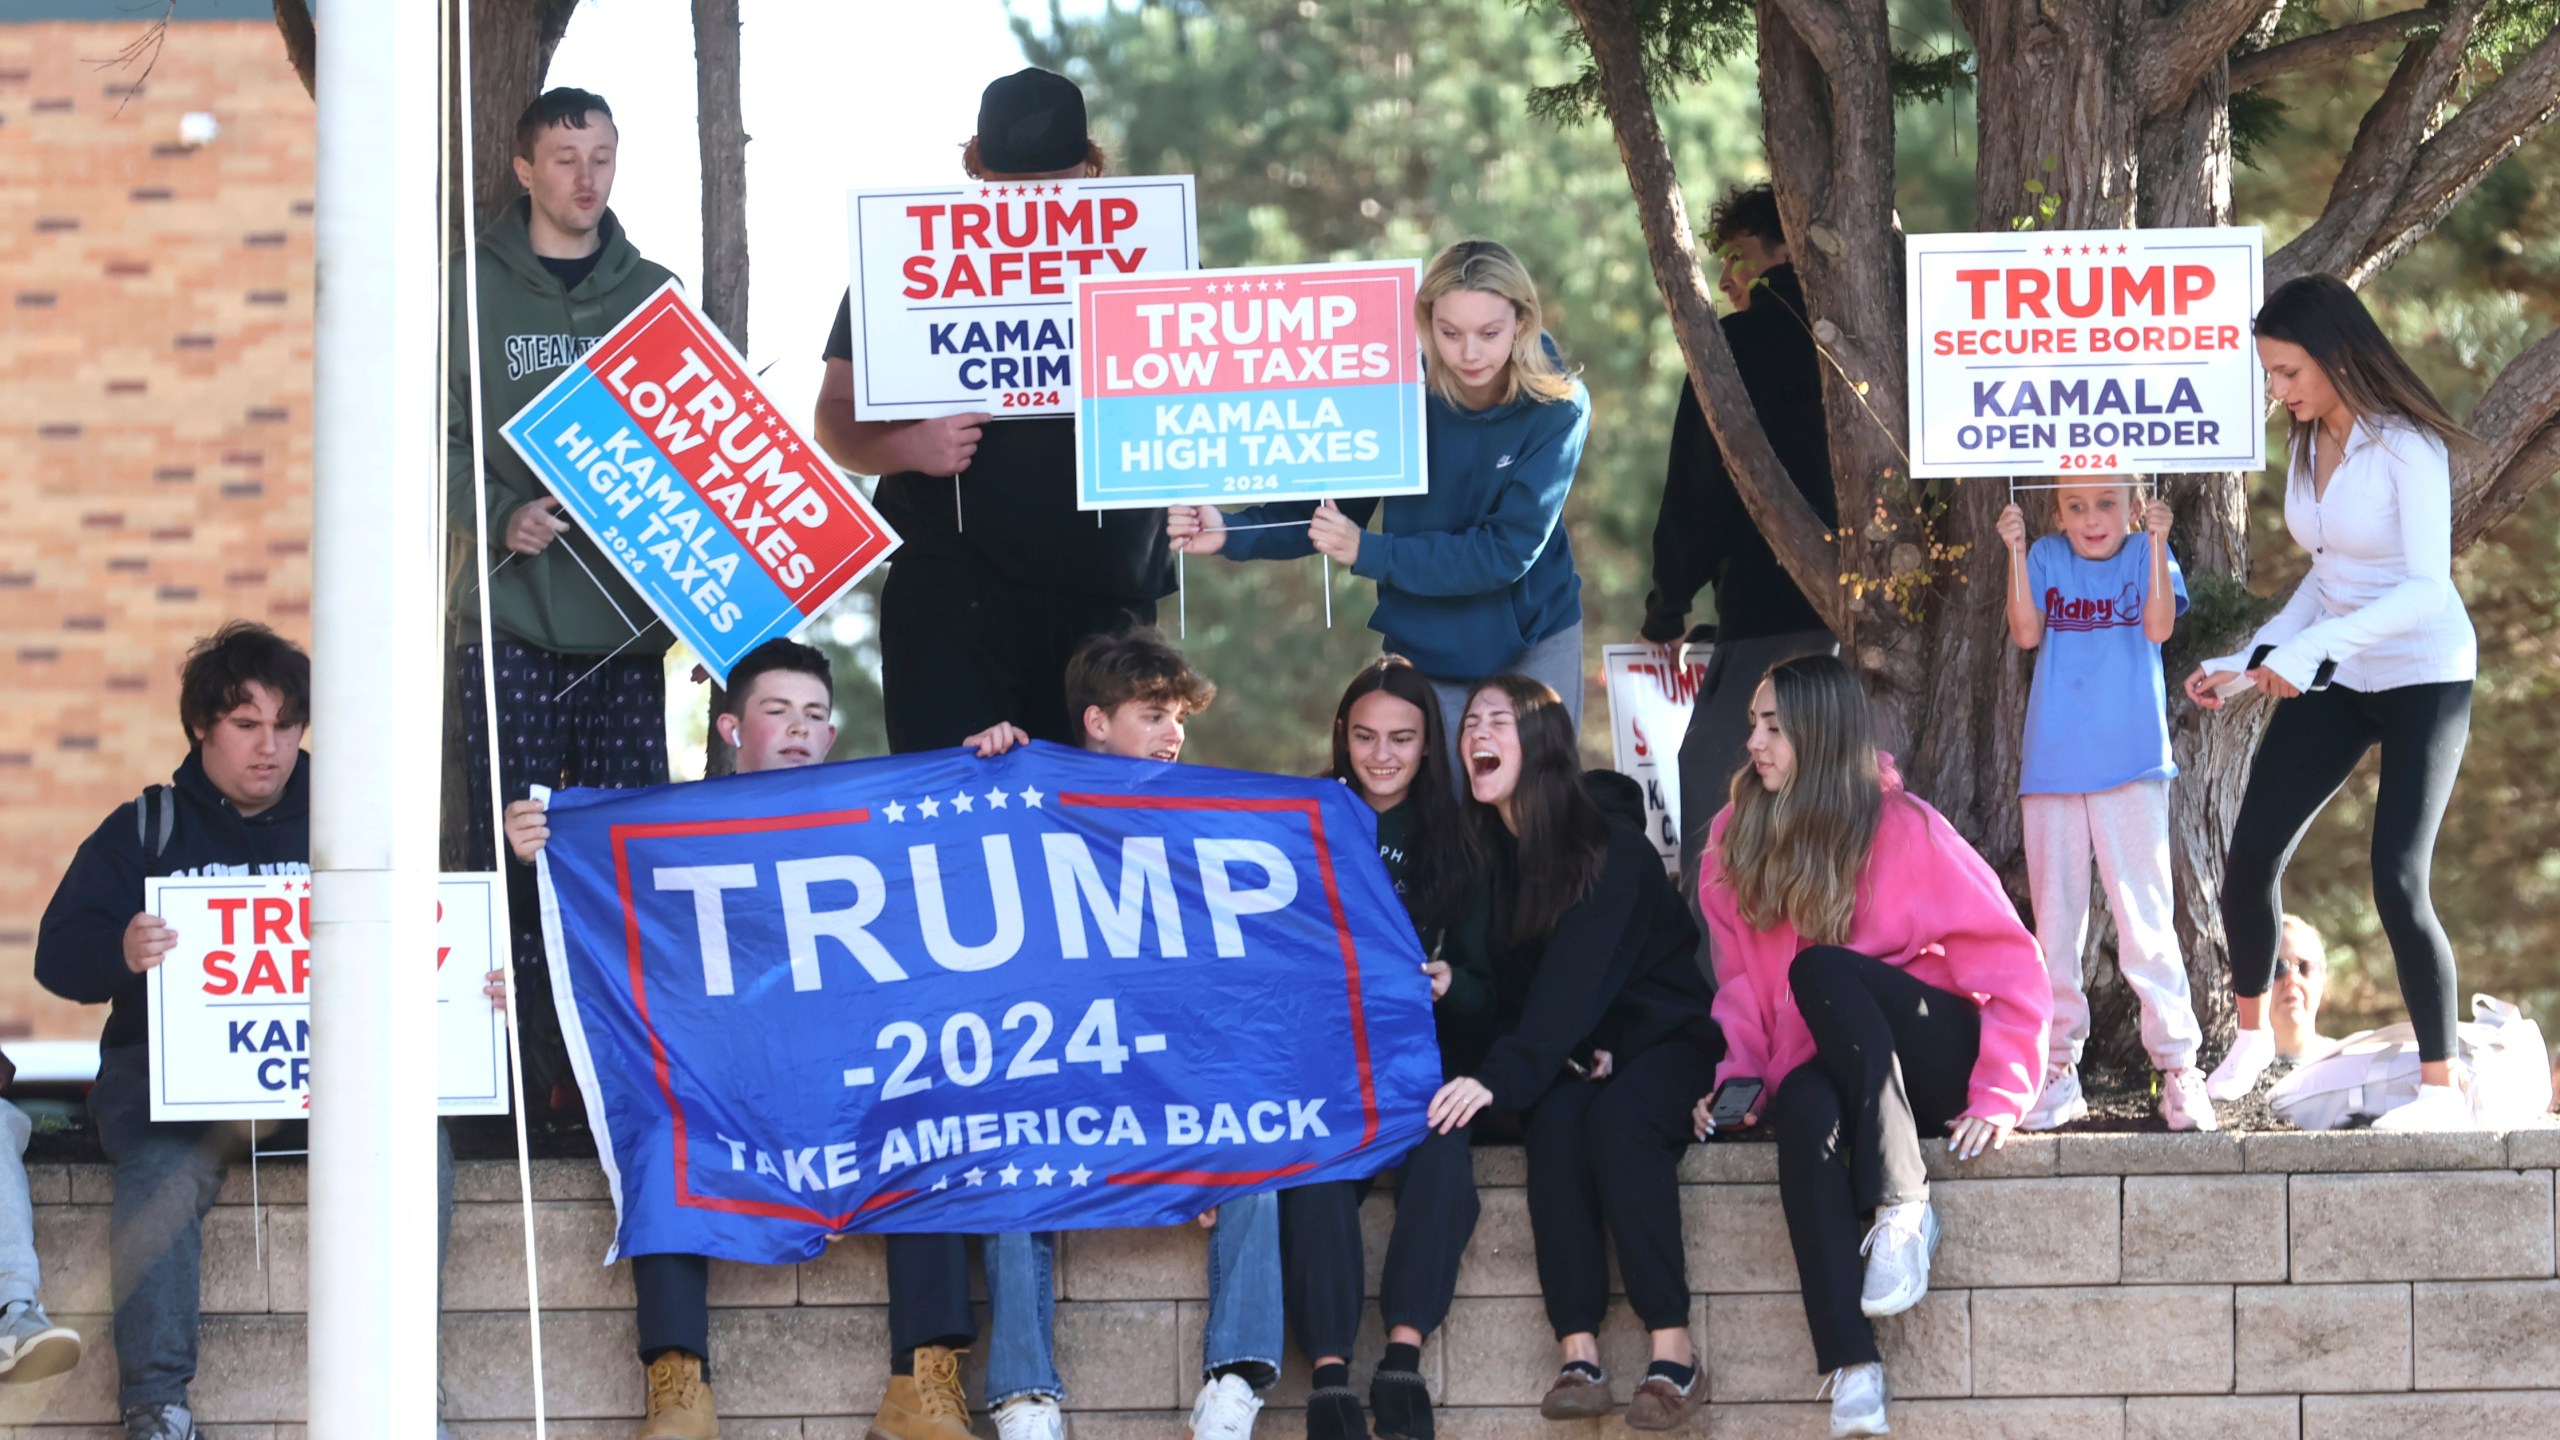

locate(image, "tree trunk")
[[694, 0, 749, 779]]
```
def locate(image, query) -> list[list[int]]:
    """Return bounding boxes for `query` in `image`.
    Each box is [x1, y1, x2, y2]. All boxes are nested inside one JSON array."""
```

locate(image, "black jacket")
[[1643, 265, 1839, 645], [1472, 823, 1719, 1111], [36, 751, 313, 1050]]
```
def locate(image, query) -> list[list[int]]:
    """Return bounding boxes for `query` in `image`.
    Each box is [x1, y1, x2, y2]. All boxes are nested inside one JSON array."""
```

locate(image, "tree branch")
[[1562, 0, 1847, 635], [2138, 0, 2283, 118], [2356, 23, 2560, 283], [2454, 326, 2560, 552], [2230, 4, 2444, 92], [1765, 0, 1854, 75], [272, 0, 316, 98]]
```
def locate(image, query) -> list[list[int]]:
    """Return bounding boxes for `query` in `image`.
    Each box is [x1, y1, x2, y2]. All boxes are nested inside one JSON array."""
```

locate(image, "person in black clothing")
[[1281, 657, 1494, 1440], [1642, 183, 1841, 890], [1417, 675, 1722, 1433], [811, 68, 1175, 751], [35, 626, 310, 1439]]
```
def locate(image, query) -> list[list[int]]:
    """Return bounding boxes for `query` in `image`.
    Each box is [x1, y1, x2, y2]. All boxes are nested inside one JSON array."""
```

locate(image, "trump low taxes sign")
[[1905, 227, 2264, 479], [845, 176, 1200, 420], [501, 282, 899, 684], [536, 743, 1440, 1263], [1073, 261, 1427, 510], [143, 874, 511, 1121]]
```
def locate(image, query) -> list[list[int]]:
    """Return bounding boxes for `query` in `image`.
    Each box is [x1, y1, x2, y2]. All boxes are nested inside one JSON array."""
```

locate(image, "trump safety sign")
[[844, 176, 1200, 421], [536, 743, 1440, 1262], [500, 282, 900, 685], [143, 874, 512, 1121], [1072, 260, 1427, 511], [1904, 227, 2264, 479], [1601, 643, 1709, 870]]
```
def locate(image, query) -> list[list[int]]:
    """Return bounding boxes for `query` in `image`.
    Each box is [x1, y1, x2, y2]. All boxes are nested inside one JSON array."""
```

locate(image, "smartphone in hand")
[[1705, 1077, 1763, 1133]]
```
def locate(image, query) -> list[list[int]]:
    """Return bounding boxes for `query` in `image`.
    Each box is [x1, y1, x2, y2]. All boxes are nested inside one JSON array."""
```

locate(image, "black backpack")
[[136, 784, 177, 876]]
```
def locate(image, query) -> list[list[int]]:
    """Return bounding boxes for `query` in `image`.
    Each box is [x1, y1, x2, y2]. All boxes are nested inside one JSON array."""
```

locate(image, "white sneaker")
[[2372, 1082, 2477, 1131], [1821, 1361, 1890, 1438], [2159, 1068, 2219, 1132], [996, 1394, 1066, 1440], [1187, 1373, 1264, 1440], [0, 1302, 81, 1383], [2205, 1027, 2275, 1102], [2020, 1063, 2087, 1131], [1858, 1201, 1938, 1318]]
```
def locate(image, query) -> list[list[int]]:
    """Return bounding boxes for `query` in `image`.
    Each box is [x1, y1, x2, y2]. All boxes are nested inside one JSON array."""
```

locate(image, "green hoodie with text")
[[445, 197, 679, 657]]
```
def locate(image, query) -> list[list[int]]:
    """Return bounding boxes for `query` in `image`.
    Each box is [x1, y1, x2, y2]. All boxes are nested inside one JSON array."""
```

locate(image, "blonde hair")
[[1716, 656, 1882, 945], [1415, 239, 1576, 409]]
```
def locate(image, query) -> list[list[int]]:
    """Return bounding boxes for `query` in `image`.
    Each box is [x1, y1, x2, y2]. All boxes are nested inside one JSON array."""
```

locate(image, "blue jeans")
[[0, 1104, 41, 1311], [982, 1191, 1285, 1404]]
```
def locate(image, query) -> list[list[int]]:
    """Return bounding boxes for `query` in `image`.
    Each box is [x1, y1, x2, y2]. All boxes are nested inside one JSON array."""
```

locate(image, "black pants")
[[1280, 1113, 1498, 1362], [1523, 1041, 1717, 1338], [877, 557, 1157, 752], [455, 640, 670, 1098], [1772, 946, 1980, 1373], [2221, 680, 2471, 1061], [634, 1232, 975, 1377]]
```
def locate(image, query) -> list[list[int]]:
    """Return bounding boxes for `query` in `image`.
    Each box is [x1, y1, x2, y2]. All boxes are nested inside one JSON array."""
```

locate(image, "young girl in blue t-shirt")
[[1997, 479, 2213, 1132]]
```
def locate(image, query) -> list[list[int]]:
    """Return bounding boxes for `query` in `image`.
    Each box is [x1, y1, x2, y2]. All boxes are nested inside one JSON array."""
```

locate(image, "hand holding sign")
[[506, 499, 574, 557], [1164, 504, 1227, 556], [123, 911, 177, 974], [1308, 500, 1361, 566]]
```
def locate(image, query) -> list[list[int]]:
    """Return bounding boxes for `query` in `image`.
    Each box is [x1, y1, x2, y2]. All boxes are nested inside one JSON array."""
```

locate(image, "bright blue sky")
[[550, 0, 1109, 421]]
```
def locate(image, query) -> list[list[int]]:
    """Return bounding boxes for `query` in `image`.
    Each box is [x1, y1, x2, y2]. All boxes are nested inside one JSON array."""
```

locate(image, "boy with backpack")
[[1997, 481, 2215, 1132]]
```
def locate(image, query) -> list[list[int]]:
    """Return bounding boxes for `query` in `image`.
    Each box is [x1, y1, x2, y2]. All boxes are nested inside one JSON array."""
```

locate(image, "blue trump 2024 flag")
[[536, 741, 1440, 1264]]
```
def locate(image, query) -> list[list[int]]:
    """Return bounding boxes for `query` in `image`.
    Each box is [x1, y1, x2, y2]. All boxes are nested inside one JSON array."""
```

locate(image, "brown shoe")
[[866, 1346, 975, 1440], [636, 1350, 719, 1440], [1538, 1365, 1613, 1420], [1624, 1373, 1704, 1431]]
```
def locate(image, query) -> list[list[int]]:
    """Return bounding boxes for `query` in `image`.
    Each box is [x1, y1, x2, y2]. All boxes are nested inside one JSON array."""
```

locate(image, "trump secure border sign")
[[535, 742, 1440, 1264], [1904, 227, 2264, 479], [500, 282, 899, 684], [845, 176, 1200, 421], [1072, 260, 1427, 511]]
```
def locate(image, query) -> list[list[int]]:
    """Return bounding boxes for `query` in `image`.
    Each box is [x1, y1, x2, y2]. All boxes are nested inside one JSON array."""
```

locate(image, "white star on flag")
[[919, 796, 941, 819], [883, 800, 907, 823], [964, 1166, 986, 1186], [986, 787, 1009, 809], [1068, 1164, 1092, 1187], [1034, 1164, 1057, 1185], [1020, 786, 1044, 808], [999, 1162, 1023, 1186], [951, 790, 975, 814]]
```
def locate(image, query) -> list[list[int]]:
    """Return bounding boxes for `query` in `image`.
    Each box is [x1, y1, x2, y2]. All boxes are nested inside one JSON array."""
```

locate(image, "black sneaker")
[[123, 1404, 196, 1440], [1370, 1367, 1435, 1440], [1306, 1382, 1366, 1440]]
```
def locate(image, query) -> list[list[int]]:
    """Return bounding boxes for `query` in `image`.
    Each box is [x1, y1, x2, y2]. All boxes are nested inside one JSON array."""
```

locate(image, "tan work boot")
[[636, 1350, 719, 1439], [866, 1345, 974, 1440]]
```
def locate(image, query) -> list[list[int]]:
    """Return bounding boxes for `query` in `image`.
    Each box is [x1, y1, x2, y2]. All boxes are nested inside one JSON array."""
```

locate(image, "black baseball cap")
[[977, 67, 1089, 175]]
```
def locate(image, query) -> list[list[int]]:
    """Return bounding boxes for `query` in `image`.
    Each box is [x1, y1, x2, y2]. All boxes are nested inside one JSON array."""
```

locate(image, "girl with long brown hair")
[[1696, 656, 2047, 1439], [2183, 274, 2479, 1130], [1419, 675, 1720, 1432]]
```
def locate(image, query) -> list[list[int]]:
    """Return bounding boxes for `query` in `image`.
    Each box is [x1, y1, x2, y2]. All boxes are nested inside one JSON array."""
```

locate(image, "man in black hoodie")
[[35, 623, 312, 1440], [1642, 183, 1841, 888], [812, 68, 1177, 753], [447, 87, 680, 1102]]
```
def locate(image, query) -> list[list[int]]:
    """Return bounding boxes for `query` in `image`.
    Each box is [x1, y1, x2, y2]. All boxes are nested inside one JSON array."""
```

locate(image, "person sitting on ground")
[[1278, 657, 1494, 1440], [507, 640, 988, 1440], [2271, 914, 2336, 1064], [1695, 655, 2049, 1440], [0, 1048, 81, 1386], [962, 628, 1276, 1440], [1419, 675, 1722, 1433]]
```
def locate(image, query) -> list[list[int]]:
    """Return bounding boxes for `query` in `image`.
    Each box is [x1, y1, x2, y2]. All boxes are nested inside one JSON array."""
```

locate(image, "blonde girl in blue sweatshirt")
[[1167, 238, 1591, 750]]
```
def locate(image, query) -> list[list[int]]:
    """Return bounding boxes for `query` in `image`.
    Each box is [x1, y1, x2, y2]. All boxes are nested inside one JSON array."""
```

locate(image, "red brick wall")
[[0, 21, 314, 1043]]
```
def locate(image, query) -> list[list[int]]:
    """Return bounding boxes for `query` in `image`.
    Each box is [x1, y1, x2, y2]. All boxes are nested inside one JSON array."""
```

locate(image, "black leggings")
[[1771, 947, 1979, 1374], [1279, 1117, 1490, 1362], [2220, 680, 2471, 1061]]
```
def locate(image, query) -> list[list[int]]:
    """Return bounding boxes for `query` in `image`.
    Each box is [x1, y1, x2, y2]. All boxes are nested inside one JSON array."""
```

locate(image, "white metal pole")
[[307, 0, 443, 1428]]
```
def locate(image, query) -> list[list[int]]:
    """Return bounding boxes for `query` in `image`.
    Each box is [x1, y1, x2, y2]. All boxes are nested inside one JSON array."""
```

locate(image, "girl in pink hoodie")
[[1693, 656, 2048, 1439]]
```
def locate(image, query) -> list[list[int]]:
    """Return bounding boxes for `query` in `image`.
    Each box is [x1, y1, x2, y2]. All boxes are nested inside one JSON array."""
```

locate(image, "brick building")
[[0, 1, 313, 1048]]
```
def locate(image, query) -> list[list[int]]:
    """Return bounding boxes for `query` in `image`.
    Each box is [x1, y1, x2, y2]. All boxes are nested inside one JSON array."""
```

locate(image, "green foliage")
[[2227, 88, 2289, 170], [1519, 0, 1757, 126], [1890, 46, 1975, 106], [1012, 0, 1767, 773]]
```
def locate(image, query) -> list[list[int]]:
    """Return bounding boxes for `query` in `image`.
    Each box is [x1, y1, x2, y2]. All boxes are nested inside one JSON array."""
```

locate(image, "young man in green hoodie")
[[446, 86, 679, 1103]]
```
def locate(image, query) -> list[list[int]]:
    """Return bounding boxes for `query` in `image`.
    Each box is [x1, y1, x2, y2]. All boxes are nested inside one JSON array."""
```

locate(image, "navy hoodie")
[[1221, 370, 1588, 679], [36, 751, 313, 1051]]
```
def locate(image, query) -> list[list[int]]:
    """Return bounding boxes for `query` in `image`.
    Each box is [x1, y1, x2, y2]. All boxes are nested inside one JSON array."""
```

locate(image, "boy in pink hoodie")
[[1694, 656, 2047, 1439]]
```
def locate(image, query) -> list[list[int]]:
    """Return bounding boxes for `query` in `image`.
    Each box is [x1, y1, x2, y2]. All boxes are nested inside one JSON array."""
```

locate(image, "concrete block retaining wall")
[[3, 1128, 2558, 1437]]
